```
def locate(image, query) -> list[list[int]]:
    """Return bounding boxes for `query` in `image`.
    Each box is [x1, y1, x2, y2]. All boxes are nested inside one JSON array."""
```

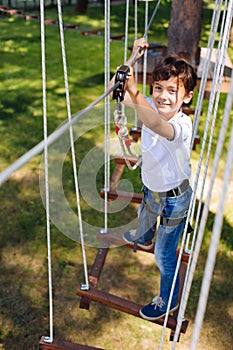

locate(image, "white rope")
[[0, 84, 118, 188], [189, 0, 229, 247], [128, 0, 162, 67], [103, 0, 111, 233], [159, 25, 222, 350], [159, 0, 229, 346], [190, 71, 233, 350], [191, 0, 224, 148], [114, 0, 162, 172], [124, 0, 130, 64], [172, 1, 233, 345], [56, 0, 89, 289], [142, 1, 149, 96], [134, 0, 138, 128], [40, 0, 53, 343]]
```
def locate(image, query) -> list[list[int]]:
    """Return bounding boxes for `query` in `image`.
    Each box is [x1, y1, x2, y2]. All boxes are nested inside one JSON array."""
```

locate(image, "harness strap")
[[160, 216, 193, 234], [160, 216, 185, 227]]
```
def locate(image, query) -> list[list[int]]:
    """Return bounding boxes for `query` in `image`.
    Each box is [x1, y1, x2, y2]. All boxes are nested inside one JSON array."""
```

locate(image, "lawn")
[[0, 1, 233, 350]]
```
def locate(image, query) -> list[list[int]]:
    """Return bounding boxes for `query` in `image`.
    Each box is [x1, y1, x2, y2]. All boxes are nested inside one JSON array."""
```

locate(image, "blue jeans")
[[136, 185, 192, 305]]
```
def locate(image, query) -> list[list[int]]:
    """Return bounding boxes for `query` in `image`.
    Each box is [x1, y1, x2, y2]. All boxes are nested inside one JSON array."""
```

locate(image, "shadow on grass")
[[1, 171, 232, 349]]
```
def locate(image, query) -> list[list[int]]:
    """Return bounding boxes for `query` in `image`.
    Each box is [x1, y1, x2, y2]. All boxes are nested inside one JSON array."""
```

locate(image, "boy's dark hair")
[[152, 55, 197, 93]]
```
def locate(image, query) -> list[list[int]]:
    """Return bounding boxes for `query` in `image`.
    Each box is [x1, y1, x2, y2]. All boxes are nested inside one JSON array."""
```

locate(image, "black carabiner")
[[112, 65, 130, 102]]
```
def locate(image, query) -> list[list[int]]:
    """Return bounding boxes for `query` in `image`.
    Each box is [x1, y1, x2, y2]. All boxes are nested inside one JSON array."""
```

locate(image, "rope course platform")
[[39, 336, 105, 350]]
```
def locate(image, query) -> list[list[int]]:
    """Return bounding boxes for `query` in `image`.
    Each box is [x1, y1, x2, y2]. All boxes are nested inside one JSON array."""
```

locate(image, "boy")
[[113, 37, 197, 320]]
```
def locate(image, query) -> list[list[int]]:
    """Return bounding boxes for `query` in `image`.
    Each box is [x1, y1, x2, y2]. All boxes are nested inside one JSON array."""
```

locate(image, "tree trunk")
[[76, 0, 89, 14], [167, 0, 203, 65]]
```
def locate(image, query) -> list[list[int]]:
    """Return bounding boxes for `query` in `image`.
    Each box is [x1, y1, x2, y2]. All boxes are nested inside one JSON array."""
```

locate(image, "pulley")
[[112, 65, 130, 102]]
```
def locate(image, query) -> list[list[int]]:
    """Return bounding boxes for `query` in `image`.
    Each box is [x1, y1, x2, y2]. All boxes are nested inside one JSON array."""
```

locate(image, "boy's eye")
[[169, 89, 177, 94], [153, 86, 161, 91]]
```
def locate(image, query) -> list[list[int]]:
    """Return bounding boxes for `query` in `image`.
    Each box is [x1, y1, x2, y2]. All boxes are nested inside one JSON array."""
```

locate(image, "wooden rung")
[[97, 231, 190, 263], [97, 230, 154, 253], [114, 156, 139, 166], [80, 247, 109, 310], [39, 336, 105, 350], [110, 163, 126, 190], [193, 135, 201, 150], [77, 286, 188, 334], [89, 247, 109, 286], [129, 127, 141, 142], [100, 188, 143, 204], [81, 30, 102, 36], [169, 260, 188, 341], [110, 34, 125, 41], [182, 106, 196, 115]]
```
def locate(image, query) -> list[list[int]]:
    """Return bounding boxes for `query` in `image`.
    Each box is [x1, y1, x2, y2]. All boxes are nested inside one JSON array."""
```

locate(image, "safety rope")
[[40, 0, 53, 343], [102, 0, 111, 234], [191, 0, 224, 149], [113, 0, 162, 171], [142, 1, 149, 96], [159, 0, 230, 346], [189, 0, 229, 252], [56, 0, 89, 290], [133, 0, 139, 128], [0, 83, 119, 187], [171, 1, 233, 346], [124, 0, 130, 64], [190, 63, 233, 350]]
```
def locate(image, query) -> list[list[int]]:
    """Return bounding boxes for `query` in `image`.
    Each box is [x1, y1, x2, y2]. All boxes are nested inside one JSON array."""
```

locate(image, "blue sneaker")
[[139, 296, 179, 320], [122, 229, 154, 251]]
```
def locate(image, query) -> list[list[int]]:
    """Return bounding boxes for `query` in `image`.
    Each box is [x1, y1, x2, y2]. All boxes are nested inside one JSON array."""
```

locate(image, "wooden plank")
[[39, 336, 105, 350], [113, 156, 139, 166], [80, 247, 109, 310], [97, 230, 154, 253], [170, 260, 189, 341], [109, 163, 125, 190], [97, 231, 191, 263], [100, 188, 143, 204], [77, 286, 188, 334], [89, 248, 109, 285], [129, 127, 141, 142]]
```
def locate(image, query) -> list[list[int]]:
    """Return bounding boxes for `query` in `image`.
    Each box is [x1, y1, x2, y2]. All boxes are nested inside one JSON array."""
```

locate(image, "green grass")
[[0, 2, 233, 350]]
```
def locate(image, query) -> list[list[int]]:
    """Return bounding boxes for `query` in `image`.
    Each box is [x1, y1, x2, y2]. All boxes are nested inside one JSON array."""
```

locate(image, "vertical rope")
[[134, 0, 138, 128], [56, 0, 89, 289], [40, 0, 53, 342], [190, 73, 233, 350], [128, 0, 161, 67], [172, 1, 233, 345], [124, 0, 130, 63], [191, 0, 223, 148], [160, 0, 228, 346], [142, 1, 148, 96], [103, 0, 111, 233], [189, 0, 229, 245]]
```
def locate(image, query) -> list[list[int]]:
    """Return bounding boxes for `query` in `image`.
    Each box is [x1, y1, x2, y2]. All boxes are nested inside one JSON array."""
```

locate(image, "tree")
[[167, 0, 203, 64], [76, 0, 89, 14]]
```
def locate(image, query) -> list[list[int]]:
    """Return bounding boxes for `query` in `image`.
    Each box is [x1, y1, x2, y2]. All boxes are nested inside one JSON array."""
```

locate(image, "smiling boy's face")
[[152, 75, 194, 120]]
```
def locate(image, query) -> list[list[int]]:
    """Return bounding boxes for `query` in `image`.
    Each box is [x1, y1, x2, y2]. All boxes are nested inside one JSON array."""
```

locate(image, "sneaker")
[[139, 296, 179, 321], [122, 229, 154, 251]]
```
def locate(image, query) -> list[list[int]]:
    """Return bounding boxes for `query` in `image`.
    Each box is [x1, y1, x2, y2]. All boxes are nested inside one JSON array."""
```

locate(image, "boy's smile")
[[152, 76, 193, 120]]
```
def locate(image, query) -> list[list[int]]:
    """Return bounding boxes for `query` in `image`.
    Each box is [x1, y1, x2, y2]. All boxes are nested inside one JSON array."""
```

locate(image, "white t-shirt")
[[141, 97, 192, 192]]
